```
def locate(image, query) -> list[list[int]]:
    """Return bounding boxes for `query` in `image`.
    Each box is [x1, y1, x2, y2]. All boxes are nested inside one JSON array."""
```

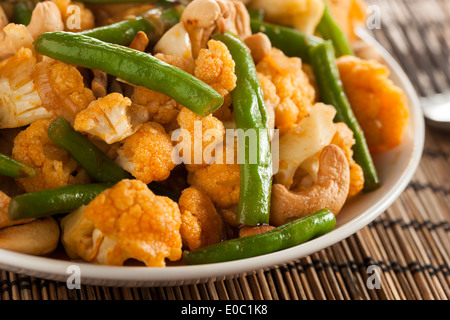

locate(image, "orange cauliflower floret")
[[331, 122, 364, 197], [0, 48, 52, 128], [60, 179, 182, 267], [256, 48, 316, 135], [115, 122, 176, 184], [74, 93, 150, 144], [35, 58, 95, 123], [187, 161, 240, 209], [174, 107, 225, 169], [178, 187, 223, 250], [52, 0, 95, 32], [194, 39, 237, 121], [195, 39, 237, 101], [336, 55, 409, 153], [131, 53, 195, 128], [12, 119, 90, 192], [0, 23, 34, 60]]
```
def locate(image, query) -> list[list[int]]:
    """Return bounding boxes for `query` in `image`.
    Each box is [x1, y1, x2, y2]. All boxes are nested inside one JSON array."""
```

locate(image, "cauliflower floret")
[[194, 39, 237, 120], [115, 122, 176, 184], [248, 0, 325, 35], [74, 93, 150, 144], [179, 187, 223, 250], [1, 2, 64, 60], [0, 23, 34, 60], [331, 122, 364, 197], [0, 48, 52, 129], [275, 103, 337, 188], [52, 0, 95, 32], [195, 39, 237, 100], [187, 161, 240, 208], [174, 107, 225, 169], [336, 55, 409, 153], [60, 179, 182, 267], [131, 53, 195, 129], [35, 58, 96, 123], [256, 48, 316, 135], [12, 119, 90, 192], [326, 0, 367, 44]]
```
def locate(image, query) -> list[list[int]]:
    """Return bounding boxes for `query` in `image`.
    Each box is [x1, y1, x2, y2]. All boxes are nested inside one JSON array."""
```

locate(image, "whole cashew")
[[0, 217, 60, 255], [244, 32, 272, 64], [270, 144, 350, 226]]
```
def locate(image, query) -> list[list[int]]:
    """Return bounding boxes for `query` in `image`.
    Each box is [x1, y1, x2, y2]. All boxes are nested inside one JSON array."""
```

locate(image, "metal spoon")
[[420, 92, 450, 131]]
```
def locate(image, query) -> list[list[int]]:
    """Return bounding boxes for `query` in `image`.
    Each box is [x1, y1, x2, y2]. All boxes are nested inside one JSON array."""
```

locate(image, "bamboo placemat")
[[0, 0, 449, 301]]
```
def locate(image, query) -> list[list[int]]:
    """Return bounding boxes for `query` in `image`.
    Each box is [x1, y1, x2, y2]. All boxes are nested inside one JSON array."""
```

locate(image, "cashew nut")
[[244, 32, 272, 64], [181, 0, 251, 58], [0, 217, 60, 255], [270, 144, 350, 226], [27, 1, 64, 39], [129, 30, 149, 52], [91, 69, 108, 98]]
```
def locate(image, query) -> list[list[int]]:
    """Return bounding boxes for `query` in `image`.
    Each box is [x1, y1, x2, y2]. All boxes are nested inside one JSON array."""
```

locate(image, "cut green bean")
[[81, 17, 152, 46], [13, 2, 32, 26], [48, 117, 132, 183], [8, 183, 114, 220], [316, 4, 354, 57], [212, 32, 272, 226], [34, 32, 224, 117], [183, 209, 336, 264], [0, 153, 36, 178], [80, 6, 183, 46], [309, 41, 379, 191], [250, 19, 323, 64]]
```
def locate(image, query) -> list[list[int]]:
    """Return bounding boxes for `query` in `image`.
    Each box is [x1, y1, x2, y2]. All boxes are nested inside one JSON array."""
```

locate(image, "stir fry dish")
[[0, 0, 409, 266]]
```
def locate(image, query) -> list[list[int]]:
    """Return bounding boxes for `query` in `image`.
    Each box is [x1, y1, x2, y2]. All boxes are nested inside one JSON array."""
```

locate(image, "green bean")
[[316, 4, 354, 57], [250, 19, 323, 64], [13, 2, 32, 26], [47, 117, 132, 183], [80, 6, 183, 46], [212, 32, 272, 226], [8, 183, 114, 220], [34, 32, 224, 117], [183, 209, 336, 264], [248, 9, 265, 21], [0, 153, 36, 178], [309, 41, 380, 191]]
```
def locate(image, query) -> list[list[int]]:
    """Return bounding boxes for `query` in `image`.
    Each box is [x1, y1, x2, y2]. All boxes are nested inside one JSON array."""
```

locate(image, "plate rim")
[[0, 29, 425, 287]]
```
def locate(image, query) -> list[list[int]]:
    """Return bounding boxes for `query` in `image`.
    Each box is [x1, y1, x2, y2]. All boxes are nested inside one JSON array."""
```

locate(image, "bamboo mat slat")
[[0, 0, 449, 300]]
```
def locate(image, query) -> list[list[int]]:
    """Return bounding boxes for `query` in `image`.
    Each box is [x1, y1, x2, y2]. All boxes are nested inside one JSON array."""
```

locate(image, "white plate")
[[0, 30, 425, 287]]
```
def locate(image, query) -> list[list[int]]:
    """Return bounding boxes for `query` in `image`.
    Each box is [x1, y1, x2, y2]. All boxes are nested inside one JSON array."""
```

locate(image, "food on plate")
[[0, 0, 409, 266]]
